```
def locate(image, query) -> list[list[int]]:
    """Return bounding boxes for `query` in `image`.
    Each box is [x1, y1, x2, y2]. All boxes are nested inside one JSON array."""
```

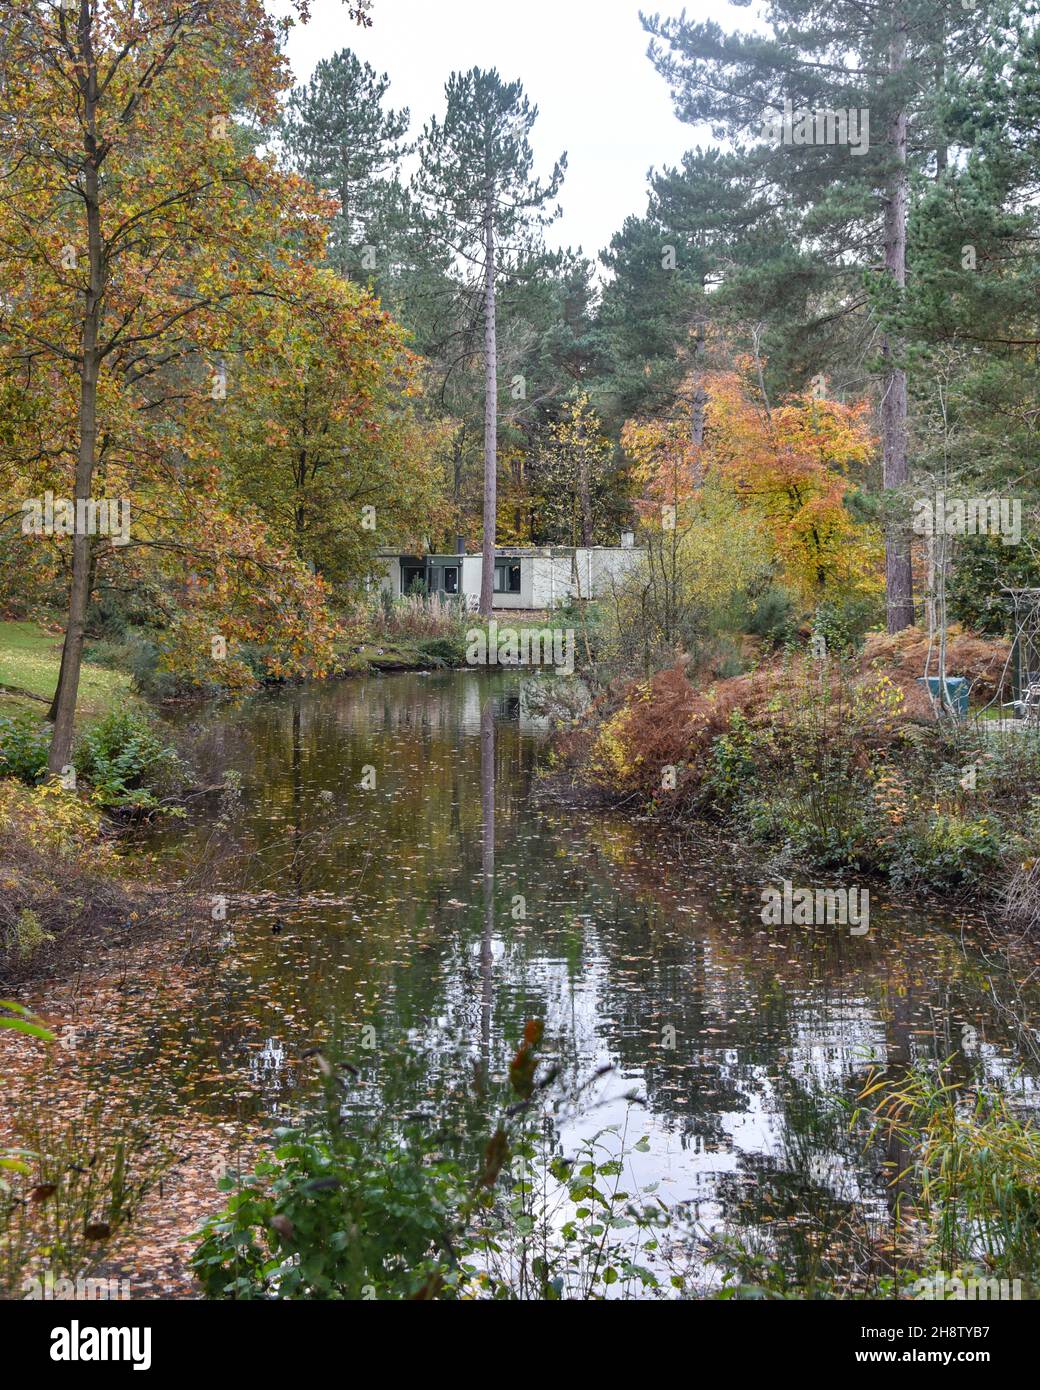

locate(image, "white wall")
[[530, 553, 574, 607], [376, 556, 399, 597], [589, 547, 644, 597], [375, 548, 646, 610], [461, 556, 482, 607], [529, 548, 645, 608]]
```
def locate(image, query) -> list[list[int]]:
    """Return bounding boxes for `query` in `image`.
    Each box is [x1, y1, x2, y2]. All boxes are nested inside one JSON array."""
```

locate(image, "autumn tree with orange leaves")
[[0, 0, 372, 773], [623, 360, 882, 608]]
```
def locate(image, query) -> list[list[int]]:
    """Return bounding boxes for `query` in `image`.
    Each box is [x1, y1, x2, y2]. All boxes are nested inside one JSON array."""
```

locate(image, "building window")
[[443, 566, 459, 594], [402, 564, 426, 595], [494, 561, 522, 594]]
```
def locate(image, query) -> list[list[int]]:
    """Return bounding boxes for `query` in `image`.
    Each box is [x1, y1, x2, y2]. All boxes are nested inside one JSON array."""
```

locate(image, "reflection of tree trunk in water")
[[878, 985, 916, 1277], [450, 765, 461, 840], [480, 697, 495, 1070], [291, 699, 304, 901]]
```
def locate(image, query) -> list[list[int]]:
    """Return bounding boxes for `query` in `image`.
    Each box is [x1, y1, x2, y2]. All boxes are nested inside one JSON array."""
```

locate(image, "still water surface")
[[143, 670, 1040, 1283]]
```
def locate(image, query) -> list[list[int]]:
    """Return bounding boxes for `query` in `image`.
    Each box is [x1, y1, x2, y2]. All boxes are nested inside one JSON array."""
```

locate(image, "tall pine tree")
[[413, 69, 565, 614], [642, 0, 1010, 630], [281, 49, 411, 288]]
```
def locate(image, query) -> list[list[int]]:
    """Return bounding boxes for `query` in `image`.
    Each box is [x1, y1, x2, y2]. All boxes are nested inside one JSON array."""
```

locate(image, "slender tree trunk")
[[479, 185, 497, 617], [690, 317, 706, 465], [47, 616, 73, 724], [49, 2, 100, 773], [881, 7, 915, 633], [340, 155, 352, 278], [577, 424, 593, 547], [479, 697, 495, 1067], [48, 546, 99, 724]]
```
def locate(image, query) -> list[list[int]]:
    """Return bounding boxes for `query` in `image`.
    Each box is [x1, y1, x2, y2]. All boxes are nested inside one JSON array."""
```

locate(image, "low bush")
[[746, 585, 798, 648], [381, 593, 468, 641], [3, 909, 53, 963], [812, 593, 884, 653], [74, 707, 183, 812], [83, 630, 184, 700], [889, 812, 1005, 891], [417, 633, 466, 667], [192, 1121, 470, 1300], [0, 780, 129, 975], [0, 711, 50, 784]]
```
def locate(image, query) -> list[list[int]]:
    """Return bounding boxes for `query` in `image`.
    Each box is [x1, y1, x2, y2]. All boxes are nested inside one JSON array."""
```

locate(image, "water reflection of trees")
[[137, 674, 1040, 1275]]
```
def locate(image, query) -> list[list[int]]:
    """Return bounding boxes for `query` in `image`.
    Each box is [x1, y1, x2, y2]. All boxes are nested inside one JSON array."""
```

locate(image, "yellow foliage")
[[0, 780, 115, 871]]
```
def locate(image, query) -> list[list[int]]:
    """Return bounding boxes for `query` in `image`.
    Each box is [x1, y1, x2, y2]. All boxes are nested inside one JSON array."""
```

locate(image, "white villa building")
[[376, 537, 645, 611]]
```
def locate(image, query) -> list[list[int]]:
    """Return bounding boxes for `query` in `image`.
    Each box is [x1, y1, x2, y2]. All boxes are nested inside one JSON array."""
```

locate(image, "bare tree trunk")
[[577, 422, 593, 547], [479, 186, 497, 617], [479, 697, 495, 1067], [340, 151, 351, 278], [47, 617, 73, 724], [690, 318, 706, 461], [881, 7, 915, 633], [49, 0, 100, 773]]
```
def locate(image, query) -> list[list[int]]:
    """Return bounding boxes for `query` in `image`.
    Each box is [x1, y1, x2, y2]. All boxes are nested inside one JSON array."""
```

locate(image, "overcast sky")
[[281, 0, 735, 264]]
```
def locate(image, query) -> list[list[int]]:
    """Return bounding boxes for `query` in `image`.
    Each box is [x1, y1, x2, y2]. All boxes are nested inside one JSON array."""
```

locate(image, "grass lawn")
[[0, 621, 134, 721]]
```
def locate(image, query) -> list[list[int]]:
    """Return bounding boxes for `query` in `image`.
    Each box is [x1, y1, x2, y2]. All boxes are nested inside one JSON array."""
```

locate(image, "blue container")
[[917, 675, 969, 717]]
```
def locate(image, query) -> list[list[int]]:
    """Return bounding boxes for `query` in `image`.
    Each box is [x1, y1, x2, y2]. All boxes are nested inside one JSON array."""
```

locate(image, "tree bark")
[[48, 0, 101, 773], [881, 7, 915, 633], [690, 319, 706, 460], [479, 184, 497, 617], [577, 421, 593, 547]]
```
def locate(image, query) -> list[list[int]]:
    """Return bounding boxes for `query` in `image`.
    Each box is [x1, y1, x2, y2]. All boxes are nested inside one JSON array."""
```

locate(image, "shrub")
[[3, 909, 53, 962], [812, 594, 883, 653], [746, 585, 798, 647], [890, 812, 1004, 891], [706, 711, 764, 806], [82, 630, 183, 700], [0, 781, 128, 973], [192, 1122, 470, 1300], [740, 768, 885, 870], [708, 636, 749, 680], [417, 634, 466, 667], [381, 593, 467, 641], [0, 711, 49, 784], [1002, 802, 1040, 930], [74, 707, 183, 812]]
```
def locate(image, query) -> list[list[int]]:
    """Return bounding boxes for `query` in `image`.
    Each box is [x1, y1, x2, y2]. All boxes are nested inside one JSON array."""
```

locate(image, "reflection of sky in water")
[[142, 670, 1040, 1283]]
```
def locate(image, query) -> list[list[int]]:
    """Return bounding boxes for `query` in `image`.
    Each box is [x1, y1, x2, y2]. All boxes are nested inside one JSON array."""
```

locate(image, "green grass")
[[0, 621, 135, 721], [335, 637, 452, 672]]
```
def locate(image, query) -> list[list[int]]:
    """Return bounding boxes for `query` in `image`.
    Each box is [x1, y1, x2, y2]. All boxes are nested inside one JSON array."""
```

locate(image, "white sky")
[[281, 0, 732, 263]]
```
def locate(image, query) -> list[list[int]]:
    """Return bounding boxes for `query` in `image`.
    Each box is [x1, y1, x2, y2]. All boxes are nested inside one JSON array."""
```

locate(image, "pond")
[[136, 669, 1040, 1289]]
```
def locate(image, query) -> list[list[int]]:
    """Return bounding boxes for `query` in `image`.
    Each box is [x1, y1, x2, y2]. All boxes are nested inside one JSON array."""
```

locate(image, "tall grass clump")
[[382, 593, 468, 640], [862, 1064, 1040, 1287]]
